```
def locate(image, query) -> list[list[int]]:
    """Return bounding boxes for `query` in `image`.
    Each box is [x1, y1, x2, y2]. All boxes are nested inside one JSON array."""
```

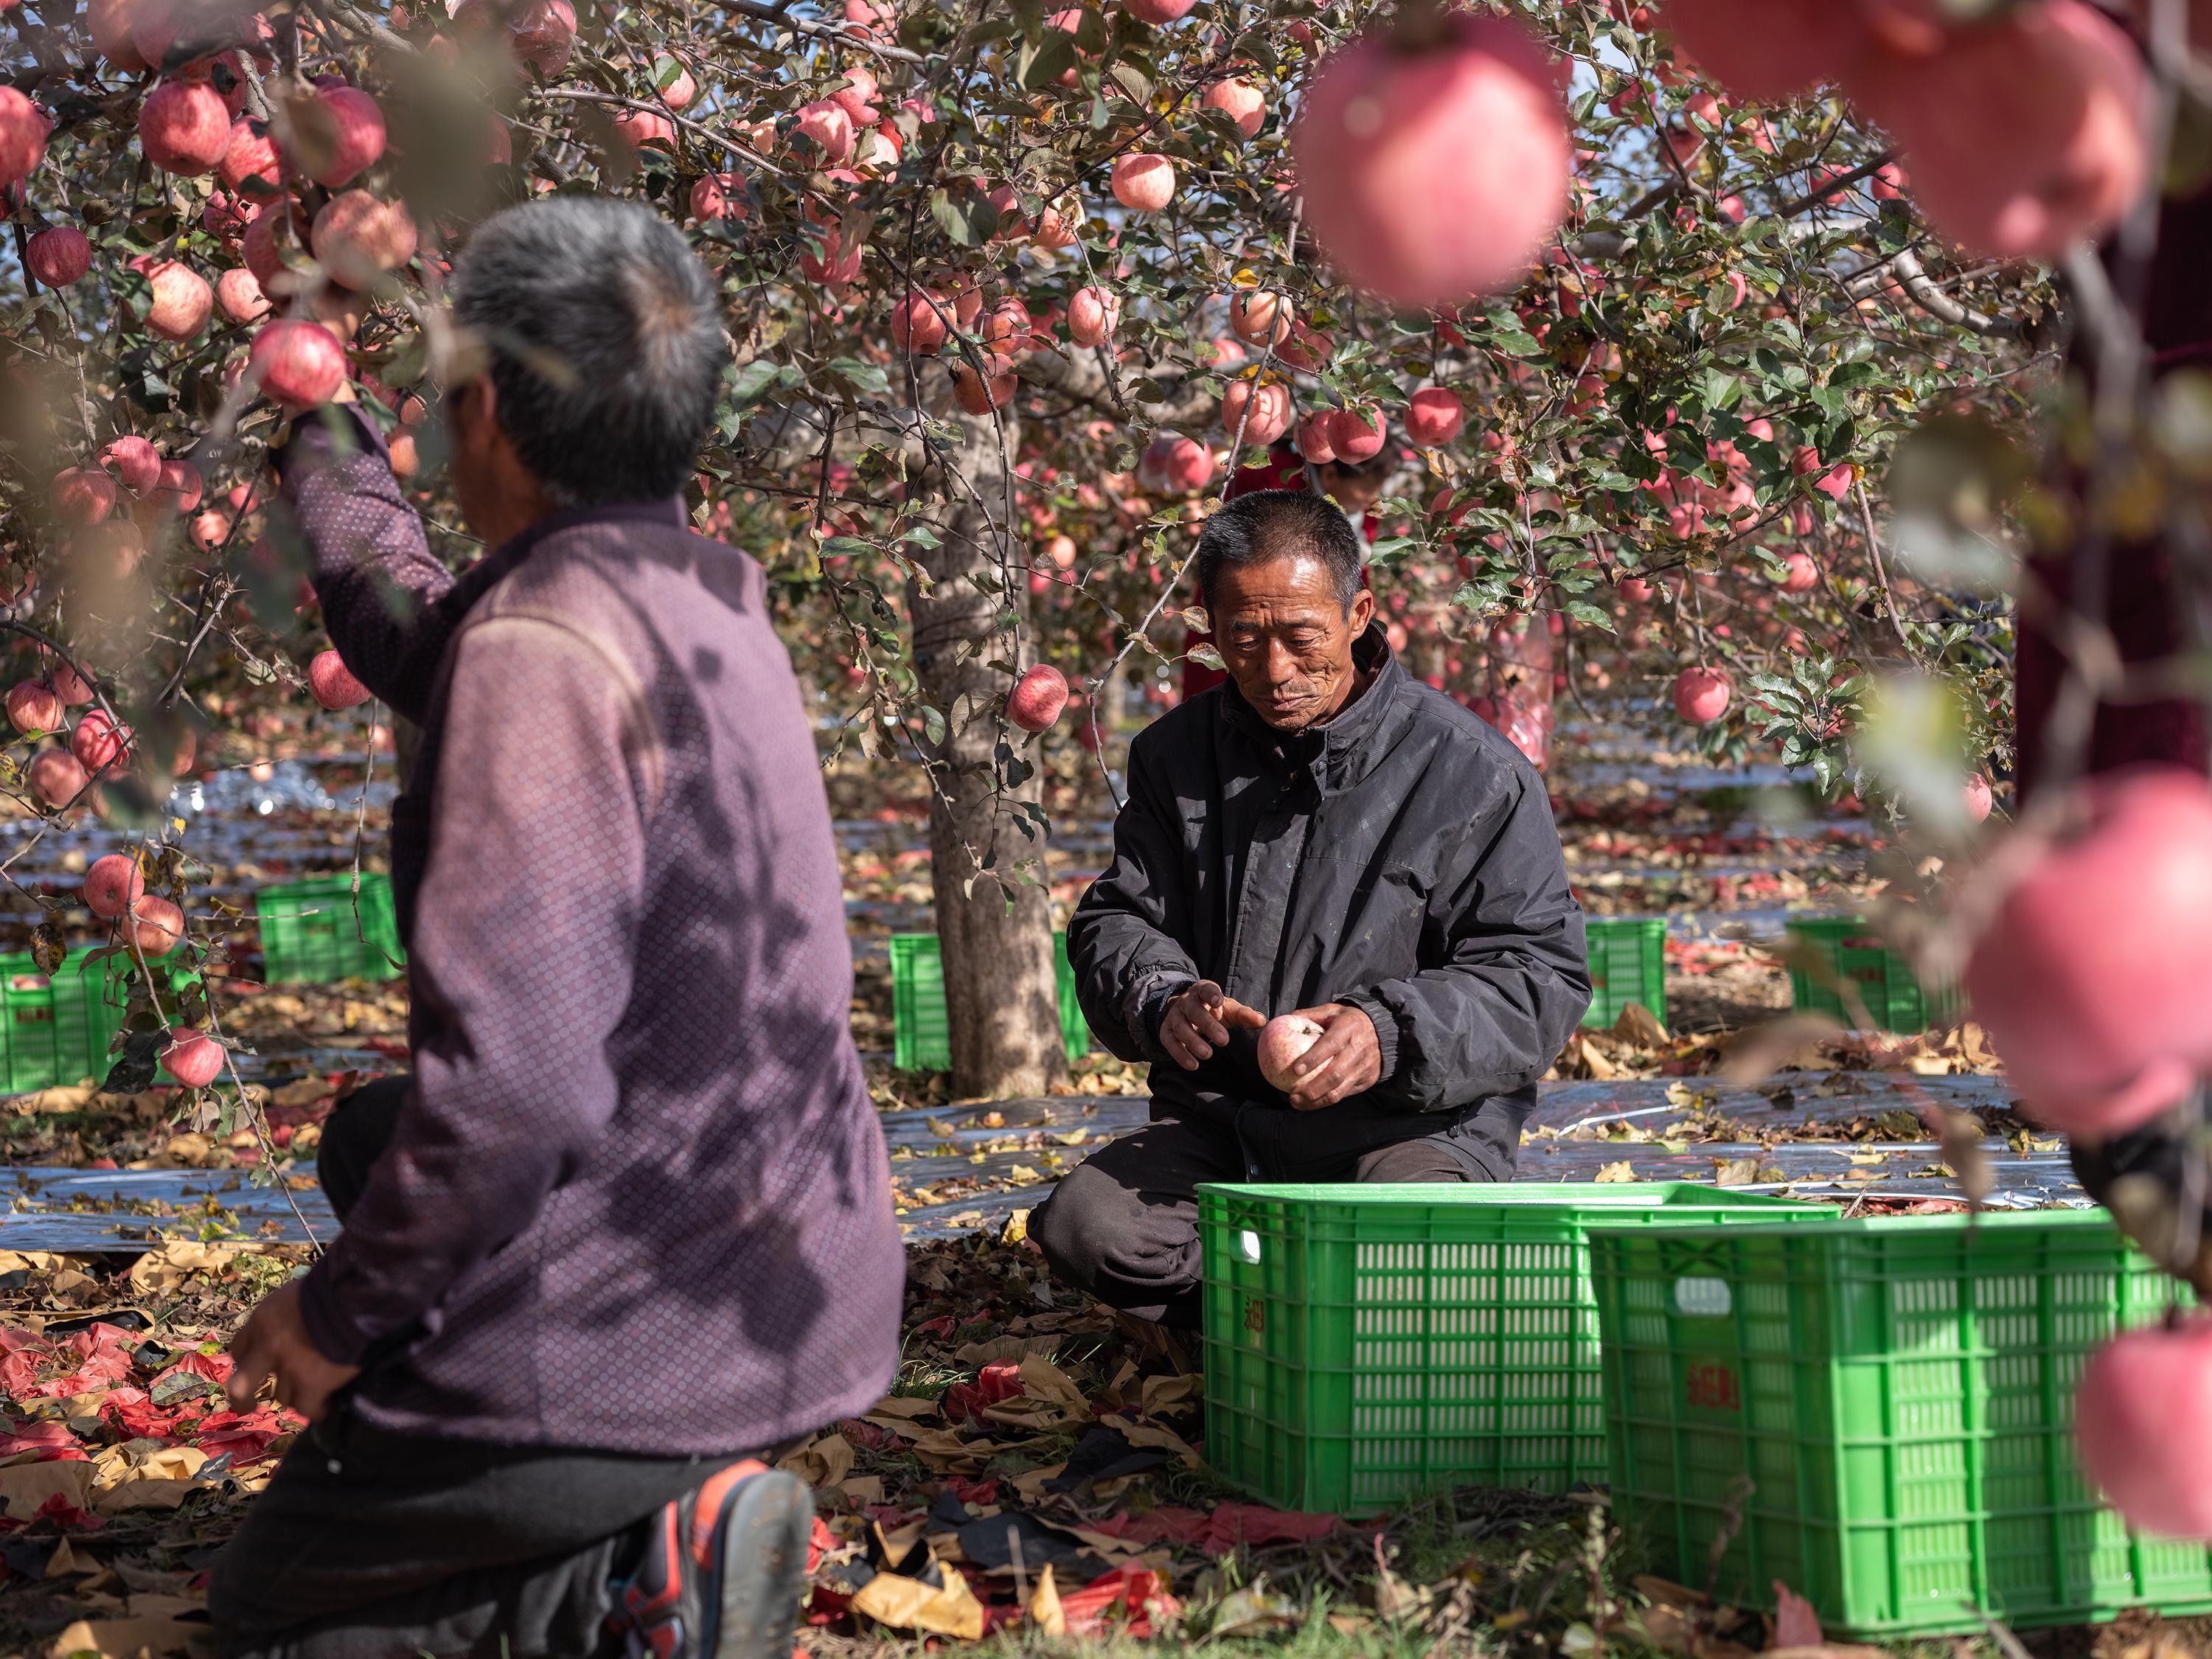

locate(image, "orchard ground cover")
[[0, 701, 2060, 1659]]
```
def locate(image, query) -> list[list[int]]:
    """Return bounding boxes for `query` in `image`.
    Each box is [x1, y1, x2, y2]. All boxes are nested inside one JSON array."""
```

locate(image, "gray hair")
[[451, 197, 723, 507], [1196, 489, 1365, 609]]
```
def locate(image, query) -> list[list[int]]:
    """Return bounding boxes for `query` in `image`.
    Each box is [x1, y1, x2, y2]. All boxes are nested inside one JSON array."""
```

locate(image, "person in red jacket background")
[[1182, 437, 1394, 697]]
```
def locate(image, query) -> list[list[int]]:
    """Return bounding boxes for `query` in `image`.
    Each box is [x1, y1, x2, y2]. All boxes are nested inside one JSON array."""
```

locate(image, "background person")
[[1034, 490, 1590, 1328], [209, 197, 903, 1659]]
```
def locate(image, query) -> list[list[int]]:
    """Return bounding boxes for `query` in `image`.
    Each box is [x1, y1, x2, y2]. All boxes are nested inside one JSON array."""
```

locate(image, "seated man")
[[209, 198, 903, 1659], [1033, 490, 1590, 1327]]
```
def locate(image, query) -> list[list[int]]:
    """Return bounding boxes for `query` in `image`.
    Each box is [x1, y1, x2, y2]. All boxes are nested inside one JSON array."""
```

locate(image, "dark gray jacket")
[[1069, 627, 1590, 1179]]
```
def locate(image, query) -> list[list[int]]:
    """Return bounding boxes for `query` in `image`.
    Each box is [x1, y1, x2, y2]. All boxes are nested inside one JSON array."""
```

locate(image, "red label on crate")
[[1685, 1359, 1741, 1413], [1243, 1296, 1265, 1337]]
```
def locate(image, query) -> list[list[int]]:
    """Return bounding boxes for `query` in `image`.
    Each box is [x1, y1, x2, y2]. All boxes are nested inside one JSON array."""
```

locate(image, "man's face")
[[1210, 552, 1376, 733]]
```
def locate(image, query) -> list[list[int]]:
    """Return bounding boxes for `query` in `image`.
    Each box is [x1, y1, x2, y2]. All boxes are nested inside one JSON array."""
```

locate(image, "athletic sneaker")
[[611, 1461, 815, 1659]]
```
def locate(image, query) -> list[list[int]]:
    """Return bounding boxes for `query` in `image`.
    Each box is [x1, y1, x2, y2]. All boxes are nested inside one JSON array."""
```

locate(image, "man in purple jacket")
[[208, 198, 904, 1659]]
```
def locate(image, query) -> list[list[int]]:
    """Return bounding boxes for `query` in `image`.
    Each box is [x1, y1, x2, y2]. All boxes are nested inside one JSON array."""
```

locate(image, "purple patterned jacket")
[[274, 411, 903, 1454]]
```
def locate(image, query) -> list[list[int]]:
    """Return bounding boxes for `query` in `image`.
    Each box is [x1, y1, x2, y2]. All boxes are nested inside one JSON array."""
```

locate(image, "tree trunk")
[[2015, 188, 2212, 795], [908, 408, 1071, 1099]]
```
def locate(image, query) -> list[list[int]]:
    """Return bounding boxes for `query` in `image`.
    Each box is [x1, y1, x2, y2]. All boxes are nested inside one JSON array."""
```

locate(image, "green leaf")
[[827, 356, 891, 397], [1563, 600, 1615, 633], [729, 358, 799, 409], [1108, 61, 1153, 102], [928, 181, 998, 248], [1018, 32, 1077, 91], [920, 705, 947, 745]]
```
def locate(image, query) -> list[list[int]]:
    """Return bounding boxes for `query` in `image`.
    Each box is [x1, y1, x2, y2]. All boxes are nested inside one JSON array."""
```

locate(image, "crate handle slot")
[[1672, 1275, 1732, 1318]]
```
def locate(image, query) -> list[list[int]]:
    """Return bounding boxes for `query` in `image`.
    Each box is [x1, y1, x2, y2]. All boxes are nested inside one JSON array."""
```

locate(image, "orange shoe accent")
[[689, 1458, 769, 1567], [624, 1503, 685, 1621]]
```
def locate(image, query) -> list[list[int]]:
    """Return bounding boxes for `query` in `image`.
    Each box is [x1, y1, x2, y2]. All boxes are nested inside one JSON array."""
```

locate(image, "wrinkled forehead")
[[1210, 551, 1349, 622]]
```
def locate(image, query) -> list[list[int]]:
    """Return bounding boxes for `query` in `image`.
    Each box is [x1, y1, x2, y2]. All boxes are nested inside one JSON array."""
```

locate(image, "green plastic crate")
[[0, 952, 125, 1092], [1197, 1183, 1840, 1514], [1590, 1211, 2212, 1638], [887, 931, 1091, 1071], [1786, 916, 1959, 1032], [1584, 917, 1666, 1029], [257, 873, 404, 985], [0, 950, 205, 1093]]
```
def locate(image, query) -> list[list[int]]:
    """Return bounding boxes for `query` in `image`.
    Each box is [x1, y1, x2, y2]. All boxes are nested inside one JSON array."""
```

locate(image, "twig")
[[1852, 478, 1922, 666]]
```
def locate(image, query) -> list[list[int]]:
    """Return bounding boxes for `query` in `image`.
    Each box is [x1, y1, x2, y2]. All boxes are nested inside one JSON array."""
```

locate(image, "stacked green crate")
[[1784, 917, 1958, 1032], [1197, 1182, 1838, 1514], [1583, 917, 1666, 1028], [0, 950, 204, 1092], [0, 952, 122, 1092], [887, 931, 1091, 1071], [1590, 1211, 2212, 1637], [257, 872, 405, 984]]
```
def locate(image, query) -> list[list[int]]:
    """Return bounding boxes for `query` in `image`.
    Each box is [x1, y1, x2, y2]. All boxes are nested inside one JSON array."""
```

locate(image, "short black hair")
[[451, 197, 724, 507], [1195, 490, 1363, 609]]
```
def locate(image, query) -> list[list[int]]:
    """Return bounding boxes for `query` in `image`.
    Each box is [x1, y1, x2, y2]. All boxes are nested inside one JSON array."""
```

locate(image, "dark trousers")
[[1029, 1116, 1498, 1329], [210, 1078, 737, 1659]]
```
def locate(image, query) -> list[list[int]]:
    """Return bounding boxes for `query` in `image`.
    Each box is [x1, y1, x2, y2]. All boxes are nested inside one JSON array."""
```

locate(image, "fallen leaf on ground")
[[46, 1615, 209, 1658], [1055, 1565, 1181, 1640], [849, 1567, 986, 1640], [0, 1458, 95, 1520], [1026, 1562, 1065, 1635], [1773, 1580, 1823, 1649], [778, 1434, 853, 1489], [126, 1245, 242, 1297]]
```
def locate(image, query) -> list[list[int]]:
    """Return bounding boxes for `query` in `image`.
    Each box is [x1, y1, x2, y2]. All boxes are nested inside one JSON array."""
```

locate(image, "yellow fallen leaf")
[[94, 1445, 206, 1487], [1139, 1372, 1203, 1416], [0, 1459, 94, 1521], [906, 1427, 991, 1472], [1113, 1416, 1200, 1465], [1594, 1161, 1638, 1183], [858, 1407, 938, 1433], [1006, 1464, 1065, 1503], [47, 1615, 209, 1659], [776, 1433, 852, 1489], [128, 1243, 243, 1295], [1062, 1526, 1154, 1561], [1016, 1354, 1088, 1413], [850, 1569, 985, 1641], [1028, 1564, 1066, 1637]]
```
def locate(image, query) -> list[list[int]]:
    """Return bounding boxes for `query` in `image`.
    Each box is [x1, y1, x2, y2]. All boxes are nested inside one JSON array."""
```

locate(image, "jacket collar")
[[1220, 622, 1405, 784]]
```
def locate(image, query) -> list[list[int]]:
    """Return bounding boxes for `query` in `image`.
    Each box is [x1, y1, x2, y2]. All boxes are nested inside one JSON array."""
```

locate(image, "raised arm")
[[294, 613, 648, 1366], [1066, 734, 1204, 1065], [1338, 766, 1592, 1111], [274, 406, 459, 726]]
